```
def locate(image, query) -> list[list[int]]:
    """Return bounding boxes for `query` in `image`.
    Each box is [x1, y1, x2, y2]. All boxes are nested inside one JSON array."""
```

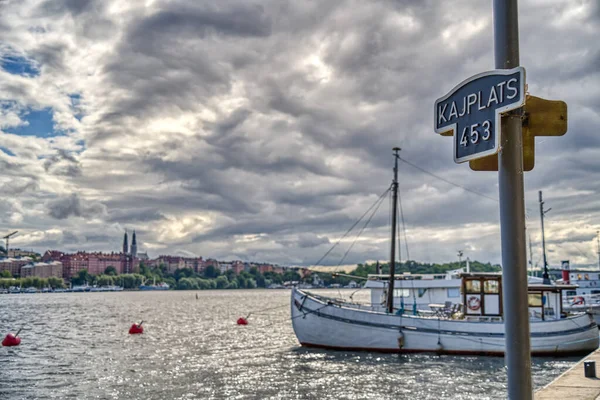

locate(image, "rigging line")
[[310, 186, 391, 268], [398, 156, 498, 203], [337, 186, 389, 267], [398, 180, 410, 262]]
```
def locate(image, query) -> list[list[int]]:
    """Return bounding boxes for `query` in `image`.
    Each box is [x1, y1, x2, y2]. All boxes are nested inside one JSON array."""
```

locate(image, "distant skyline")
[[0, 0, 598, 268]]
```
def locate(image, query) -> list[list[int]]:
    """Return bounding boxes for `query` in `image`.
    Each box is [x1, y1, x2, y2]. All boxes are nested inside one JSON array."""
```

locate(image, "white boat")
[[290, 150, 599, 356], [139, 278, 169, 291], [291, 275, 598, 355]]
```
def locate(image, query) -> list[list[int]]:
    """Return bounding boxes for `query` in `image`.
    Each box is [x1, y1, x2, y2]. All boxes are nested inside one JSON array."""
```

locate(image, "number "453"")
[[460, 120, 492, 146]]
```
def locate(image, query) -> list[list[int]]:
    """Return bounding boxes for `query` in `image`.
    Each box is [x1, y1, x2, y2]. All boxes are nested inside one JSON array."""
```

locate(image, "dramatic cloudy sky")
[[0, 0, 598, 269]]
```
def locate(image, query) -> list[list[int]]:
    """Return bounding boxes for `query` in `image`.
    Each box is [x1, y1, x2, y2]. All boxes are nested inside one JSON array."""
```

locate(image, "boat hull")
[[291, 288, 599, 356]]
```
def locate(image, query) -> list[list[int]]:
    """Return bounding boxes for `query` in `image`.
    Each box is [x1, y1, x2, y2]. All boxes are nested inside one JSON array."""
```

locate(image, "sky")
[[0, 0, 598, 269]]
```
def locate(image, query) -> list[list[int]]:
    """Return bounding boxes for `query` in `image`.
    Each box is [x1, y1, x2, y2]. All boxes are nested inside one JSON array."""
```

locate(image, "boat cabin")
[[461, 273, 577, 321], [365, 271, 462, 312]]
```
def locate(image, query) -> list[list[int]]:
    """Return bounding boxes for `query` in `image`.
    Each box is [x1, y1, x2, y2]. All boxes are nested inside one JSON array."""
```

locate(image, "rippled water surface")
[[0, 289, 580, 399]]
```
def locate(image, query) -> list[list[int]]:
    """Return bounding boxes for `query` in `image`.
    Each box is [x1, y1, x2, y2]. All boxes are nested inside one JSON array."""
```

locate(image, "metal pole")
[[539, 191, 550, 284], [493, 0, 533, 398], [596, 231, 599, 271], [386, 147, 400, 314]]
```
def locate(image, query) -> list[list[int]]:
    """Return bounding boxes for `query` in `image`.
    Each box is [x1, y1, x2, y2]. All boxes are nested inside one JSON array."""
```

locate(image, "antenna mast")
[[539, 191, 551, 284], [597, 231, 600, 271]]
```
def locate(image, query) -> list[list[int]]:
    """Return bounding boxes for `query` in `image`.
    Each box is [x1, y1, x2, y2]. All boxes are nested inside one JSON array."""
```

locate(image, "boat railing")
[[563, 293, 600, 306]]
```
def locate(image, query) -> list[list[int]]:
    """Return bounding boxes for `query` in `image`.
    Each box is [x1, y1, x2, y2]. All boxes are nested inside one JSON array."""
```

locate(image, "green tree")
[[104, 266, 118, 276], [47, 276, 65, 289], [215, 275, 229, 289], [283, 269, 301, 282], [196, 278, 211, 290], [121, 274, 136, 289], [96, 275, 115, 286], [255, 275, 266, 288], [72, 269, 92, 285], [174, 268, 195, 281], [177, 277, 198, 290], [0, 270, 12, 278], [203, 265, 220, 278], [226, 280, 238, 289]]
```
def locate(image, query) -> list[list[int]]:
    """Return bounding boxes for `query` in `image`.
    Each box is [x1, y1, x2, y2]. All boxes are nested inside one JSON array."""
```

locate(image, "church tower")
[[123, 231, 129, 254], [131, 230, 138, 258]]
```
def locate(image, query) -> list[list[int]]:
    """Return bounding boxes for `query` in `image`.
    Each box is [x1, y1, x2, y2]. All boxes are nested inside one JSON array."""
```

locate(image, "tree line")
[[0, 259, 501, 290]]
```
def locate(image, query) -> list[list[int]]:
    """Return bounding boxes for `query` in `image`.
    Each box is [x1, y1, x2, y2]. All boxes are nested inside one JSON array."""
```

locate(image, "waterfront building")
[[8, 249, 39, 258], [20, 261, 63, 279], [148, 255, 203, 273], [0, 257, 33, 277]]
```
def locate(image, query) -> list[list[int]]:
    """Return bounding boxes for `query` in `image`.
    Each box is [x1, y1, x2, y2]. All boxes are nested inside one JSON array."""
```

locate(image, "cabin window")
[[465, 280, 481, 294], [528, 293, 542, 307], [484, 280, 499, 294], [566, 290, 577, 296], [447, 288, 460, 298], [592, 290, 600, 294], [394, 289, 410, 297], [578, 274, 582, 280], [585, 274, 590, 280], [418, 288, 427, 297]]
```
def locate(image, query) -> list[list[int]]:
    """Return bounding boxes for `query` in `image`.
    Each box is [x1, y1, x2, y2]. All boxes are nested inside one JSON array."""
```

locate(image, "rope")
[[245, 304, 289, 318], [310, 187, 391, 269], [397, 181, 410, 262], [261, 303, 330, 328], [398, 156, 498, 202], [336, 186, 388, 267]]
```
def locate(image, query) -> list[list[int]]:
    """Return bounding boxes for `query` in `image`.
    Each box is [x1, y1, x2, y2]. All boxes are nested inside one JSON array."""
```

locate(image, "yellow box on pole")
[[468, 95, 567, 171]]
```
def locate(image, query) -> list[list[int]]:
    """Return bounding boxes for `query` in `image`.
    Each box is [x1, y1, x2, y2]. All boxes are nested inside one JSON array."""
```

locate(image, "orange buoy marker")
[[237, 317, 248, 325], [2, 329, 22, 347], [129, 321, 144, 335]]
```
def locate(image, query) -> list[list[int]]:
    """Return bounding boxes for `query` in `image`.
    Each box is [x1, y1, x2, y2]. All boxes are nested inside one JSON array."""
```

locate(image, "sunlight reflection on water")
[[0, 289, 579, 399]]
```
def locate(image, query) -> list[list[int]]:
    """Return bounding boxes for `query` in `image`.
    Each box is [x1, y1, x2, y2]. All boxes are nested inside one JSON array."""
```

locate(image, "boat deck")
[[535, 348, 600, 399]]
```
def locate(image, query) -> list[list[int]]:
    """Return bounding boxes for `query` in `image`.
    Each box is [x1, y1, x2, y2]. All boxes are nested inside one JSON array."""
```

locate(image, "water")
[[0, 289, 578, 399]]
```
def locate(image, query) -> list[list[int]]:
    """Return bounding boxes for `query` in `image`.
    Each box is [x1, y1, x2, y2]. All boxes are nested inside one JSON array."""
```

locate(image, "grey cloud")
[[297, 233, 330, 248], [107, 208, 166, 223], [43, 149, 82, 177], [46, 193, 107, 220]]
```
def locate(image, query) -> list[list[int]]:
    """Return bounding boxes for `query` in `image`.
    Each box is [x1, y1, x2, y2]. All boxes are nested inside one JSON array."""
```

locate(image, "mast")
[[386, 147, 400, 314], [528, 230, 533, 277], [597, 231, 600, 271], [539, 191, 551, 284]]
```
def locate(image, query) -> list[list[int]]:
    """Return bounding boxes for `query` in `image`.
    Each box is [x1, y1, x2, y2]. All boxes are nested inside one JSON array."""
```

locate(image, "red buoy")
[[237, 317, 248, 325], [2, 333, 21, 347], [129, 322, 144, 334]]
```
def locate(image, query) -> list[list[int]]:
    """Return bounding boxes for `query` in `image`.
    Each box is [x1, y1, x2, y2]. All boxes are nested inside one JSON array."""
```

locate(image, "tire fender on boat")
[[572, 296, 585, 306]]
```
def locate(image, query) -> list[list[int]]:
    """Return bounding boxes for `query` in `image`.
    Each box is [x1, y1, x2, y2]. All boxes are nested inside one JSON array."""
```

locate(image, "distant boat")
[[139, 278, 169, 291], [72, 284, 90, 292], [23, 287, 38, 294]]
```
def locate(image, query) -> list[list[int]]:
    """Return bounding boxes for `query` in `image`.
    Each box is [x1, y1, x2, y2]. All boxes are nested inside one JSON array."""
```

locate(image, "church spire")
[[123, 230, 129, 254], [131, 230, 138, 258]]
